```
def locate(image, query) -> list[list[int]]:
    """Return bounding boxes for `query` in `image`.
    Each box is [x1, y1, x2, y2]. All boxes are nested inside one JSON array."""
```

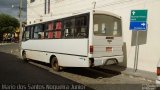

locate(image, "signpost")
[[129, 10, 148, 72]]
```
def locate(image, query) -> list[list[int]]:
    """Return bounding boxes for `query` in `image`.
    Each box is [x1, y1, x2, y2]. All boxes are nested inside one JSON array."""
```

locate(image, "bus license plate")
[[106, 47, 112, 52]]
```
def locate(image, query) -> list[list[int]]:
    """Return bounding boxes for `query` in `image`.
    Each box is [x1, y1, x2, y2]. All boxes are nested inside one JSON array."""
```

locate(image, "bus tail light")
[[157, 67, 160, 76], [90, 45, 94, 54]]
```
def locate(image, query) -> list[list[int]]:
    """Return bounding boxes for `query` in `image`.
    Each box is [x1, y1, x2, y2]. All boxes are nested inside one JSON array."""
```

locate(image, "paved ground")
[[0, 43, 156, 90], [0, 43, 20, 56]]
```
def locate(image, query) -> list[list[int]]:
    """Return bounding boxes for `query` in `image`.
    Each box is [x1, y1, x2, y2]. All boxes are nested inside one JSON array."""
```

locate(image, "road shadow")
[[29, 60, 121, 79], [63, 67, 121, 79]]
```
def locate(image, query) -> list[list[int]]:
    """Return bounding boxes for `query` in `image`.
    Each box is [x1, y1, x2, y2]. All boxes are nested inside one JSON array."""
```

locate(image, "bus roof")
[[93, 10, 121, 19]]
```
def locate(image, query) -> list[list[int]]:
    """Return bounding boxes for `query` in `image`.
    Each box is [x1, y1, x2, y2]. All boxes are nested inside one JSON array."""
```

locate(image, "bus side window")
[[75, 15, 88, 38], [33, 24, 44, 39], [22, 27, 26, 41], [25, 30, 30, 40], [64, 18, 75, 38], [48, 22, 54, 39], [44, 22, 54, 39], [33, 26, 39, 39], [44, 23, 48, 39], [38, 32, 44, 39], [23, 27, 30, 41], [55, 21, 62, 39], [30, 26, 34, 39]]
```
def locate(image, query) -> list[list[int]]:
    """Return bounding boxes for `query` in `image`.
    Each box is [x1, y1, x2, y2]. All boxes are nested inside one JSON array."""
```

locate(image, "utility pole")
[[19, 0, 22, 43]]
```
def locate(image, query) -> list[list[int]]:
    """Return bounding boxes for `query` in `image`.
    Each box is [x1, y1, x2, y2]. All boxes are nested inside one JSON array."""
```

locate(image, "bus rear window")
[[93, 14, 122, 37]]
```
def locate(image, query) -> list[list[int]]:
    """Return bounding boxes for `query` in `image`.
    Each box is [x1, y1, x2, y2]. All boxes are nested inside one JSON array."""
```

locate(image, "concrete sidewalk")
[[0, 43, 12, 45], [102, 65, 156, 81]]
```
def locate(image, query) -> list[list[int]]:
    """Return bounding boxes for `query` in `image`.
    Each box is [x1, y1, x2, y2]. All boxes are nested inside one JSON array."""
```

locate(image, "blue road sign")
[[130, 22, 147, 30]]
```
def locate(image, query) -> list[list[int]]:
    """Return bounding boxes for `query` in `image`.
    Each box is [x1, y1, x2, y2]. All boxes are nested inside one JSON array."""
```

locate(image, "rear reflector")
[[90, 45, 94, 54], [157, 67, 160, 76]]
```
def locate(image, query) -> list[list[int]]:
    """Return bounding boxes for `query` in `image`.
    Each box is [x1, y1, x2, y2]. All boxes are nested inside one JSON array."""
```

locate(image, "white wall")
[[27, 0, 160, 72], [27, 0, 44, 24]]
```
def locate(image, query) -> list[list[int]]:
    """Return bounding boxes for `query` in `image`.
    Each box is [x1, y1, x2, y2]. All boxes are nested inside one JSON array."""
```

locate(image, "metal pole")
[[135, 42, 139, 71], [18, 0, 22, 53], [134, 31, 139, 72], [19, 0, 22, 43]]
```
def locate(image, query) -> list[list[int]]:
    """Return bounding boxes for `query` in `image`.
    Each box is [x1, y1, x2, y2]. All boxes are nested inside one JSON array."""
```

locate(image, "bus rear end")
[[89, 11, 123, 66]]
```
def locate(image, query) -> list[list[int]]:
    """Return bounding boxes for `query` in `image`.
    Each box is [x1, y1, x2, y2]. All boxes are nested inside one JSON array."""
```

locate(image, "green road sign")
[[130, 10, 148, 22]]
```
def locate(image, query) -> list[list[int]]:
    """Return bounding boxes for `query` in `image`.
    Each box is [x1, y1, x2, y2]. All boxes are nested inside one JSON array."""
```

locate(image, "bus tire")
[[22, 51, 28, 62], [51, 57, 60, 72]]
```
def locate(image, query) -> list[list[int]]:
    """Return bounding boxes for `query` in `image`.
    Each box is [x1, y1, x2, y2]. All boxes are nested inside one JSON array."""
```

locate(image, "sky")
[[0, 0, 27, 21]]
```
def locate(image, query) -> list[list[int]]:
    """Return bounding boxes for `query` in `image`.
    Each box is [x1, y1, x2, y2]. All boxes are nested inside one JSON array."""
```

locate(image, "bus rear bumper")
[[93, 56, 123, 66]]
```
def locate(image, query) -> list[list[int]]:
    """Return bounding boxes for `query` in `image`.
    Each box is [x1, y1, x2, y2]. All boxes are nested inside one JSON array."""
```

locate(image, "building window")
[[45, 0, 50, 14], [30, 0, 35, 3], [45, 0, 46, 14], [48, 0, 50, 13]]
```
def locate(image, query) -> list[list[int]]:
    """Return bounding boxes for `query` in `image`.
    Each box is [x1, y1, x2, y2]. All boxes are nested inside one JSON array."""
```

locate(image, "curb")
[[101, 65, 156, 81], [0, 43, 12, 46]]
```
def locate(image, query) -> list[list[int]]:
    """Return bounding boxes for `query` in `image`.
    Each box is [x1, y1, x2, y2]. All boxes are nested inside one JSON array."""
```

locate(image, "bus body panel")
[[54, 54, 89, 67], [91, 36, 123, 65], [22, 39, 89, 67], [24, 49, 90, 67], [25, 50, 52, 63], [92, 36, 123, 57], [94, 56, 123, 66], [22, 39, 88, 56]]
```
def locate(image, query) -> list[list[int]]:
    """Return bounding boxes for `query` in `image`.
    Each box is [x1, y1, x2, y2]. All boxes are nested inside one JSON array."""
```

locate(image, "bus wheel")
[[22, 51, 28, 62], [51, 57, 60, 72]]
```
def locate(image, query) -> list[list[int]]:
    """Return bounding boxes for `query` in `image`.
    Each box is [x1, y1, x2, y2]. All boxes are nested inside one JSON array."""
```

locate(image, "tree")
[[0, 14, 19, 41]]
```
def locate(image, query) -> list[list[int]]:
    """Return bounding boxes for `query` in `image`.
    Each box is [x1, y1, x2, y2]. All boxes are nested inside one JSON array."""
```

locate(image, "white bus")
[[21, 10, 123, 71]]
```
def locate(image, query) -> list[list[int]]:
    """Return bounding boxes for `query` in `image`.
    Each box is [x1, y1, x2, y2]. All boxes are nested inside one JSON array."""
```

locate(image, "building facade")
[[27, 0, 160, 73]]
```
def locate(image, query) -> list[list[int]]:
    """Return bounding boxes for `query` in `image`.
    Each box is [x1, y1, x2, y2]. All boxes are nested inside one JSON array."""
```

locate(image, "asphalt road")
[[0, 44, 92, 90]]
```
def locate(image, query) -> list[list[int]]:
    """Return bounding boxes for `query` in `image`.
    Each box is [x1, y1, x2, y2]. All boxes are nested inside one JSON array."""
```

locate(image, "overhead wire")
[[107, 0, 145, 11]]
